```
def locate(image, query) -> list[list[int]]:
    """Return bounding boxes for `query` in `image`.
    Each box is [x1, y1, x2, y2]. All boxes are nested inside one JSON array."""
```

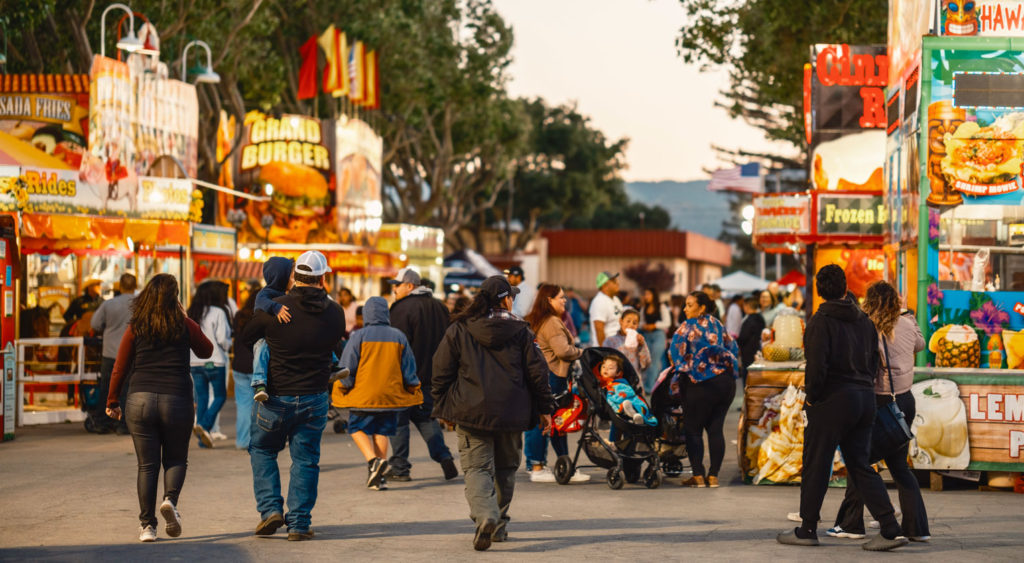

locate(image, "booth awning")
[[18, 213, 190, 254]]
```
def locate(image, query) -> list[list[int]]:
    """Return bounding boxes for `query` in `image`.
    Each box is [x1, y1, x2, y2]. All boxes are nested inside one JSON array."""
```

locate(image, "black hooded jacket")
[[390, 287, 449, 405], [431, 311, 555, 432], [242, 285, 346, 396], [803, 296, 879, 405]]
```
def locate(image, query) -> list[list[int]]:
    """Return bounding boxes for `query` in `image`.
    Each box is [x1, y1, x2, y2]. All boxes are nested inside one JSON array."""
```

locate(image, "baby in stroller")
[[598, 355, 656, 426]]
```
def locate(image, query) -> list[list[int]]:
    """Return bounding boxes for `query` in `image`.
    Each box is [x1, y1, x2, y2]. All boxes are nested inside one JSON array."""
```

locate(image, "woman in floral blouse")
[[669, 291, 739, 488]]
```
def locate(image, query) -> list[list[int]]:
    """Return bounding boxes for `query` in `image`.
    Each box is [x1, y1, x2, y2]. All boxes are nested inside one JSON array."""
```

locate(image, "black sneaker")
[[441, 458, 459, 480], [777, 527, 820, 546], [473, 519, 497, 551], [367, 458, 388, 489], [287, 529, 315, 541], [254, 512, 284, 536]]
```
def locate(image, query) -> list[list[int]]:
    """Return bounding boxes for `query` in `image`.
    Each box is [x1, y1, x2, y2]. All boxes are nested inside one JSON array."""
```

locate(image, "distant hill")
[[625, 180, 731, 239]]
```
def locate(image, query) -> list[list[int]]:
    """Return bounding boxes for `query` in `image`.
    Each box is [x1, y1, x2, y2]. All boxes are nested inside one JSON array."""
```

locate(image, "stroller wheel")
[[553, 455, 574, 485], [643, 463, 662, 489], [661, 458, 684, 478], [606, 468, 624, 490], [332, 419, 347, 434]]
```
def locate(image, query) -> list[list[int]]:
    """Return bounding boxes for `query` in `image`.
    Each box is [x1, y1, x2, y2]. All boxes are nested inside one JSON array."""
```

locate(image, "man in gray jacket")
[[87, 273, 137, 434]]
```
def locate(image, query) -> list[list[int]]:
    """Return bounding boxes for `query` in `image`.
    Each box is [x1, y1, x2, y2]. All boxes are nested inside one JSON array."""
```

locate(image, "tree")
[[676, 0, 888, 155], [623, 261, 675, 294]]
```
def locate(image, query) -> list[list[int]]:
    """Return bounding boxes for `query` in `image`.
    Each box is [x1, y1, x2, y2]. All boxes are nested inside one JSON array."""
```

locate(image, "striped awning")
[[0, 74, 90, 94], [196, 259, 262, 283]]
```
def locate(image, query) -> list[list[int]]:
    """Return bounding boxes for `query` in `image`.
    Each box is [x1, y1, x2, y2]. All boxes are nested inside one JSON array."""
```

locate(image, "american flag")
[[707, 162, 763, 193]]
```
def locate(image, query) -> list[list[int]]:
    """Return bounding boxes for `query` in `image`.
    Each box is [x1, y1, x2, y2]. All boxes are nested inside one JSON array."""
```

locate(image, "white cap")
[[294, 250, 331, 276]]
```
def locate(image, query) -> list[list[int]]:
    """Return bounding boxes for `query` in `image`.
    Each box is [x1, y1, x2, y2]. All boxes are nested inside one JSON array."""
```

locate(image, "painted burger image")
[[260, 160, 330, 217]]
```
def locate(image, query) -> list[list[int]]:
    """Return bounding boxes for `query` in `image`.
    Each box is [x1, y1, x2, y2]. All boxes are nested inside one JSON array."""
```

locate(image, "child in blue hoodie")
[[251, 257, 294, 401]]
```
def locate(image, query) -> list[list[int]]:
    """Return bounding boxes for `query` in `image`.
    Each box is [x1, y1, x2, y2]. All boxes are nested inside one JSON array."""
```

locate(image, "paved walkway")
[[0, 398, 1020, 561]]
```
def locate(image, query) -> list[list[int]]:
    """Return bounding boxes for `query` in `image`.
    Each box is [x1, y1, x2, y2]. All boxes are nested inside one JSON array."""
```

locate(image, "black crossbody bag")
[[869, 336, 914, 463]]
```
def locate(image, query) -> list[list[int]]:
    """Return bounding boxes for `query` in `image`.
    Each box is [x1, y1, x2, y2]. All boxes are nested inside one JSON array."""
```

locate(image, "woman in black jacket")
[[432, 275, 554, 552]]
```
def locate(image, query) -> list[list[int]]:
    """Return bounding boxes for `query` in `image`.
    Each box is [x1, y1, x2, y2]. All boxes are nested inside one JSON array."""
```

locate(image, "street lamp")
[[226, 208, 246, 301], [181, 40, 221, 84], [100, 3, 143, 58], [260, 213, 274, 256]]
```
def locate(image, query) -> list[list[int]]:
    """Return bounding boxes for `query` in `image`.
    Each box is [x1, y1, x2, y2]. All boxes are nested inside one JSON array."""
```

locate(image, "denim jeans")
[[249, 392, 328, 533], [192, 364, 227, 431], [523, 373, 569, 467], [388, 401, 453, 477], [458, 426, 521, 538], [125, 392, 194, 528], [233, 371, 255, 449], [639, 329, 667, 394], [251, 339, 269, 388]]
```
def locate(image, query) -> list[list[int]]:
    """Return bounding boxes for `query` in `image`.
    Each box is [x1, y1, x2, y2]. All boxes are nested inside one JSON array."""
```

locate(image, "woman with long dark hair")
[[433, 275, 555, 550], [522, 284, 589, 483], [669, 290, 739, 488], [106, 274, 213, 542], [231, 290, 259, 450], [187, 281, 233, 448], [829, 280, 929, 541], [639, 287, 671, 393]]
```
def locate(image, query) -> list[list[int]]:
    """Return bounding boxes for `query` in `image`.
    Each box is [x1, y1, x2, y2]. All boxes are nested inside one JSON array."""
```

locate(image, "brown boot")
[[681, 475, 705, 487], [707, 475, 720, 488]]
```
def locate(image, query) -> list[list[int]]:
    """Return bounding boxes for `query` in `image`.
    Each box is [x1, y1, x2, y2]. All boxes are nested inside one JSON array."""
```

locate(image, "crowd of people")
[[89, 255, 924, 552]]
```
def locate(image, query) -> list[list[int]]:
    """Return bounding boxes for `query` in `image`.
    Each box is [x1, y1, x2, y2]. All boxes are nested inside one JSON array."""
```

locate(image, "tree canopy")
[[676, 0, 888, 157]]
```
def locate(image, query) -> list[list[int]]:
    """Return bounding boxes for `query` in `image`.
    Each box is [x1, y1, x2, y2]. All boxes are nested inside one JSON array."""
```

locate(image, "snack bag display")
[[753, 385, 807, 484]]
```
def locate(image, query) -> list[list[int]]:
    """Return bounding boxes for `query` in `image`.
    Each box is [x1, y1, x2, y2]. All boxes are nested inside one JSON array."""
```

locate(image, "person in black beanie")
[[776, 264, 907, 552]]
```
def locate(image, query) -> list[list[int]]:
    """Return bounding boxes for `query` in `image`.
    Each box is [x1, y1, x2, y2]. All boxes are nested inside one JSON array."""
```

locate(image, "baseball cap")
[[294, 250, 331, 276], [503, 265, 524, 277], [387, 266, 422, 286], [480, 275, 520, 300], [595, 271, 619, 289]]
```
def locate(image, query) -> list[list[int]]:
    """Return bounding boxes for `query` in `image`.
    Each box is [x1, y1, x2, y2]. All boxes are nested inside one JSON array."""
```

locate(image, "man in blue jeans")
[[241, 251, 345, 541], [387, 267, 458, 481]]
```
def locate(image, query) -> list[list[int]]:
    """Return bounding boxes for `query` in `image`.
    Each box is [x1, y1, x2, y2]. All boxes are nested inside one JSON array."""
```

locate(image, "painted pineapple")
[[762, 343, 790, 362], [928, 325, 981, 368]]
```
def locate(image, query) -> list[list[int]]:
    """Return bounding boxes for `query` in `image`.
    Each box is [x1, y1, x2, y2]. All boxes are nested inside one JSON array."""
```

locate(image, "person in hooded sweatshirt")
[[432, 275, 555, 552], [776, 265, 907, 552], [332, 296, 422, 491], [241, 251, 345, 542], [250, 257, 295, 402]]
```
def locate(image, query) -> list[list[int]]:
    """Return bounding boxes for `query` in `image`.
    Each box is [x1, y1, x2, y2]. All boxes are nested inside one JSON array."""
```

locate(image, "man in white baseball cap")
[[294, 250, 332, 278]]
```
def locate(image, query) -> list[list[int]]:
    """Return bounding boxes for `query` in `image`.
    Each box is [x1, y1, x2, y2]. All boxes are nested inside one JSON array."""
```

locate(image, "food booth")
[[0, 60, 199, 429], [884, 0, 1024, 485], [742, 43, 890, 484]]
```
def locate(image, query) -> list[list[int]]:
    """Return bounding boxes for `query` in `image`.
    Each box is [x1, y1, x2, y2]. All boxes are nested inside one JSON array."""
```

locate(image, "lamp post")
[[226, 208, 246, 302], [99, 3, 142, 58], [260, 214, 274, 259], [181, 40, 221, 84]]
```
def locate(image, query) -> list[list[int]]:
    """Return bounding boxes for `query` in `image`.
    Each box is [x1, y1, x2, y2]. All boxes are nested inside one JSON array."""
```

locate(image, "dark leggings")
[[125, 392, 194, 527], [683, 373, 736, 477], [834, 392, 930, 537]]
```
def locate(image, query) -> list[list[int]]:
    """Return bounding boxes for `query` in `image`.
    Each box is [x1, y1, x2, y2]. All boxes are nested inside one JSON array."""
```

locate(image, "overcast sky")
[[494, 0, 795, 182]]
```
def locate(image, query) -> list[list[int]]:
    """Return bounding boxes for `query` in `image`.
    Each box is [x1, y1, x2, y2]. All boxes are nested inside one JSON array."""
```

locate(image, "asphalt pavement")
[[0, 397, 1021, 561]]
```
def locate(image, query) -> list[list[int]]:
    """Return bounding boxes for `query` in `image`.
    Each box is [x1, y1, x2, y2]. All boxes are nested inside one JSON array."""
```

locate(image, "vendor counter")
[[739, 362, 1024, 486]]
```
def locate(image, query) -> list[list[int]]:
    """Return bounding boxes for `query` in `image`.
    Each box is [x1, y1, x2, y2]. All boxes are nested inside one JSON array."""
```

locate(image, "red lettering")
[[853, 54, 872, 85], [995, 4, 1006, 30], [1014, 302, 1024, 315], [980, 5, 993, 30], [860, 87, 886, 128], [1008, 4, 1022, 30], [872, 55, 889, 87], [817, 45, 840, 86]]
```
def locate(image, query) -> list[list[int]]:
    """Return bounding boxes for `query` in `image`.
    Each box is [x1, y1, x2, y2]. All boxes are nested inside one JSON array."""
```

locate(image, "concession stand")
[[216, 111, 399, 299], [884, 0, 1024, 484], [0, 59, 198, 427], [742, 43, 891, 485]]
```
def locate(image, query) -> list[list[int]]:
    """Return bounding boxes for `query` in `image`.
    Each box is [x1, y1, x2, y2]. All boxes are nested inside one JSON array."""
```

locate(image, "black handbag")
[[869, 337, 914, 463]]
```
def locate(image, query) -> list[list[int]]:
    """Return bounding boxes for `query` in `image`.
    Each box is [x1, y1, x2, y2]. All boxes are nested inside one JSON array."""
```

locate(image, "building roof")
[[544, 229, 731, 267]]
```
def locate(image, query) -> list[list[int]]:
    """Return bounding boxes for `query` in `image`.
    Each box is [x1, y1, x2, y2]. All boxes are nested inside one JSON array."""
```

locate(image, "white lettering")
[[1005, 394, 1024, 422], [990, 393, 1004, 421], [970, 393, 984, 419], [1011, 430, 1024, 458]]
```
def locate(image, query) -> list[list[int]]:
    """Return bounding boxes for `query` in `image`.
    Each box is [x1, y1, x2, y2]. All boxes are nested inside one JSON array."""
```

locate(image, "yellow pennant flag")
[[362, 49, 378, 108], [331, 30, 350, 98], [318, 25, 349, 96]]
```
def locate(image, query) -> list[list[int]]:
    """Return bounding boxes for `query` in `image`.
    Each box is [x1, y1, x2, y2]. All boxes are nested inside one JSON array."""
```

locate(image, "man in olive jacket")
[[432, 275, 554, 551]]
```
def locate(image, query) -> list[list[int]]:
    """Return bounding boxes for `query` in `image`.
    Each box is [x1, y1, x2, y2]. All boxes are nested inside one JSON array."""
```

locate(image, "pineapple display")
[[762, 343, 790, 362], [928, 324, 981, 368], [1004, 330, 1024, 370]]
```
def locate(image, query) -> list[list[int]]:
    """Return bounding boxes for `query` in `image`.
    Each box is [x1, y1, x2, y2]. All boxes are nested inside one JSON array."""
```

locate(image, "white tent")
[[709, 270, 769, 296]]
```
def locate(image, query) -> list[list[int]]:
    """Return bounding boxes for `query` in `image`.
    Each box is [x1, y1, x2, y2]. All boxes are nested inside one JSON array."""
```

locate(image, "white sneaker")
[[787, 512, 821, 523], [211, 431, 228, 441], [569, 470, 591, 482], [529, 467, 556, 483], [868, 509, 901, 529], [139, 525, 157, 542], [159, 498, 182, 537]]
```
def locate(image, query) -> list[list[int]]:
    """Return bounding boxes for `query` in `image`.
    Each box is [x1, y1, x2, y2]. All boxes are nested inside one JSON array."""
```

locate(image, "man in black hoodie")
[[777, 265, 907, 552], [386, 267, 457, 482], [241, 251, 345, 542], [432, 275, 554, 551]]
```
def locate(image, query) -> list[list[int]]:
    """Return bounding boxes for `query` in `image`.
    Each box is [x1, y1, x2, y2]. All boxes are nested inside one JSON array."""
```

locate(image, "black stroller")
[[649, 367, 688, 478], [552, 347, 662, 489]]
